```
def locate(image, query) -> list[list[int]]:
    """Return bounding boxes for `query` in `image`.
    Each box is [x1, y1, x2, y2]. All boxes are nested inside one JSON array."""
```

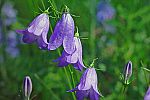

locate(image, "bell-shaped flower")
[[68, 68, 102, 100], [16, 13, 49, 49], [55, 37, 85, 71], [123, 61, 132, 84], [23, 76, 32, 100], [96, 0, 115, 22], [144, 86, 150, 100], [48, 12, 75, 54]]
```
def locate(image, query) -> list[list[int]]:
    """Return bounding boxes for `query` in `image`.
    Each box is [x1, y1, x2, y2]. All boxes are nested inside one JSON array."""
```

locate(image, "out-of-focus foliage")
[[0, 0, 150, 100]]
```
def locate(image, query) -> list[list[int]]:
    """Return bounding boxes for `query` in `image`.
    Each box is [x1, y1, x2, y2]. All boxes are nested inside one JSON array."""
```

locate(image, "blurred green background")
[[0, 0, 150, 100]]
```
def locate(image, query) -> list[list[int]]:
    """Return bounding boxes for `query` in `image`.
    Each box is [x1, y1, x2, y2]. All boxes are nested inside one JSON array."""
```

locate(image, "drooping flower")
[[48, 12, 75, 54], [96, 0, 115, 22], [68, 68, 102, 100], [16, 13, 49, 49], [23, 76, 32, 99], [5, 31, 20, 58], [144, 86, 150, 100], [123, 61, 132, 84], [1, 2, 17, 26], [55, 37, 85, 71]]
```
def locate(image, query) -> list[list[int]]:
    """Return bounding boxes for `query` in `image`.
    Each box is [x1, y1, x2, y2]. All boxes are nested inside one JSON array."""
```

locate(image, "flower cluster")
[[17, 3, 150, 100], [16, 8, 86, 71], [1, 2, 20, 58], [18, 6, 103, 99]]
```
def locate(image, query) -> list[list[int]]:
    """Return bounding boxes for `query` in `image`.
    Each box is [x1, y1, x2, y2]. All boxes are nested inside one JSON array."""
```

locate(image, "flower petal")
[[36, 36, 48, 49], [73, 60, 84, 71], [144, 87, 150, 100], [89, 87, 100, 100], [62, 13, 75, 54], [63, 35, 75, 54], [55, 51, 69, 67], [77, 38, 86, 68], [78, 68, 89, 90], [76, 90, 88, 100], [48, 20, 63, 50], [28, 13, 48, 36]]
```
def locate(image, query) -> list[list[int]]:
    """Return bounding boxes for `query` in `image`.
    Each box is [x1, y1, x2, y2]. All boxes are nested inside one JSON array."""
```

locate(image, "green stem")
[[141, 61, 149, 85], [34, 74, 60, 100], [40, 0, 46, 10], [68, 66, 76, 88], [143, 69, 148, 85], [64, 67, 76, 100], [48, 1, 76, 99]]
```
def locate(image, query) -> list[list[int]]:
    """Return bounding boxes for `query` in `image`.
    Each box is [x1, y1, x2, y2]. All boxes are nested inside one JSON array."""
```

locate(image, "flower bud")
[[23, 76, 32, 99]]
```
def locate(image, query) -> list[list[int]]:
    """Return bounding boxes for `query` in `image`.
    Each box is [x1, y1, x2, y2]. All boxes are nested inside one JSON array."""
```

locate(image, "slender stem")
[[141, 61, 149, 85], [48, 1, 76, 99], [143, 69, 148, 85], [68, 66, 76, 88], [34, 74, 60, 100], [64, 67, 76, 100], [40, 0, 46, 10]]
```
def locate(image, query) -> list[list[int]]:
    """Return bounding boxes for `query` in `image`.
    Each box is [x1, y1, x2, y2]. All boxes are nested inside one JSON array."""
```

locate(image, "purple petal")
[[124, 61, 132, 81], [55, 51, 69, 67], [144, 87, 150, 100], [28, 13, 49, 36], [73, 61, 84, 71], [77, 38, 86, 68], [81, 68, 95, 90], [67, 87, 78, 92], [16, 13, 49, 48], [16, 30, 36, 44], [76, 90, 88, 100], [36, 36, 48, 49], [89, 87, 100, 100], [96, 1, 115, 22], [48, 20, 63, 50], [66, 37, 79, 63], [23, 76, 32, 98], [62, 13, 75, 54], [78, 68, 90, 90], [63, 34, 75, 54]]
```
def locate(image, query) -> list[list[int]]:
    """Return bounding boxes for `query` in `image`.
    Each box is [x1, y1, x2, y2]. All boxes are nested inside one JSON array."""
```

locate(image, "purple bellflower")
[[48, 12, 75, 54], [23, 76, 32, 99], [55, 36, 85, 71], [68, 68, 102, 100], [144, 86, 150, 100], [1, 2, 17, 26], [123, 61, 132, 84], [96, 0, 115, 22], [16, 13, 49, 49], [5, 31, 20, 58]]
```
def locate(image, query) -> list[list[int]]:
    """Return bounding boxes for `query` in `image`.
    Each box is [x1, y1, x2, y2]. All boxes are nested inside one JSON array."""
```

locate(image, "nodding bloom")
[[16, 13, 49, 49], [48, 12, 75, 54], [1, 2, 17, 26], [68, 68, 102, 100], [96, 0, 115, 22], [55, 37, 85, 71], [23, 76, 32, 99], [123, 61, 132, 84], [5, 31, 19, 58], [144, 86, 150, 100]]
